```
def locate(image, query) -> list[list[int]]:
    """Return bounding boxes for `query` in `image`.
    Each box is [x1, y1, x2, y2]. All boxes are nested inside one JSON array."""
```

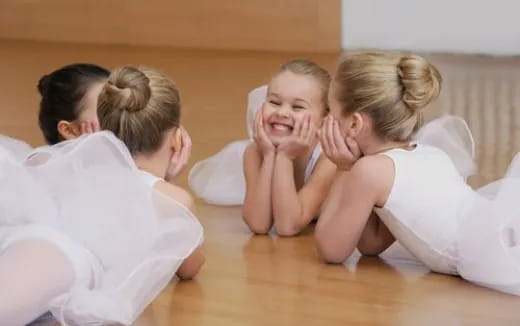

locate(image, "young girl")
[[242, 60, 337, 236], [315, 51, 520, 296], [38, 63, 110, 144], [2, 63, 191, 184], [0, 66, 204, 325], [0, 63, 109, 160]]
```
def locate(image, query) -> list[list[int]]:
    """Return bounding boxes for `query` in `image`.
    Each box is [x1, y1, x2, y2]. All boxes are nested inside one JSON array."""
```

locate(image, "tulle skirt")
[[457, 153, 520, 296], [0, 132, 203, 325], [0, 134, 32, 161]]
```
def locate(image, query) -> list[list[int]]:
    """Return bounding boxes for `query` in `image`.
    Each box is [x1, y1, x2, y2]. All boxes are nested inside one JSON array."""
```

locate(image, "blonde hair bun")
[[98, 65, 181, 155], [397, 55, 442, 111], [104, 66, 152, 113]]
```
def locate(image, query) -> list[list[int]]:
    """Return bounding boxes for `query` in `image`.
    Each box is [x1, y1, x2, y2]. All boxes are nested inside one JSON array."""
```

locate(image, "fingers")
[[91, 120, 100, 132], [170, 147, 181, 162], [299, 114, 310, 138], [80, 122, 88, 135], [292, 116, 302, 137], [180, 128, 192, 162], [346, 136, 361, 159], [306, 117, 317, 144], [80, 120, 100, 135], [181, 127, 192, 149], [332, 119, 349, 154], [327, 115, 338, 155], [320, 116, 331, 157], [257, 111, 270, 141]]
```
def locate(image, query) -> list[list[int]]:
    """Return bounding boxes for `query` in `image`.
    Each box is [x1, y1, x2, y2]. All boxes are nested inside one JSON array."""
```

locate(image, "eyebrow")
[[294, 98, 310, 105], [269, 92, 310, 105]]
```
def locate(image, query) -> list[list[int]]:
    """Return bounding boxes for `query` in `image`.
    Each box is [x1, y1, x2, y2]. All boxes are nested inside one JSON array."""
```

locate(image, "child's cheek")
[[341, 122, 352, 138]]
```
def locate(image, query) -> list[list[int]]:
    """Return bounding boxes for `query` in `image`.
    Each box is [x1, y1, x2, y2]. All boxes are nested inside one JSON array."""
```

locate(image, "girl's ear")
[[57, 120, 80, 140], [347, 112, 364, 138]]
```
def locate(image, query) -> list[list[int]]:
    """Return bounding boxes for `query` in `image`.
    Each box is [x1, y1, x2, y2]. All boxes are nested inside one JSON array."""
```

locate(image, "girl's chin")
[[268, 135, 288, 146]]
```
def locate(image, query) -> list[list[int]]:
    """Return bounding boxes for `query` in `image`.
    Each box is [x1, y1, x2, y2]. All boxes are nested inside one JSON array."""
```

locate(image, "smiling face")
[[262, 71, 326, 146]]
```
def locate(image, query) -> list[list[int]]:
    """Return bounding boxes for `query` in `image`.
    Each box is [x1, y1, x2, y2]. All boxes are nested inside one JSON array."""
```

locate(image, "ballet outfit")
[[375, 142, 520, 295], [189, 86, 477, 205], [0, 132, 203, 325], [189, 86, 322, 205]]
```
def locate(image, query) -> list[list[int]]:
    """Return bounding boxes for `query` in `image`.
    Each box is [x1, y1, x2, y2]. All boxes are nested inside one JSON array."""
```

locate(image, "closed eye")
[[293, 105, 305, 110], [269, 100, 281, 106]]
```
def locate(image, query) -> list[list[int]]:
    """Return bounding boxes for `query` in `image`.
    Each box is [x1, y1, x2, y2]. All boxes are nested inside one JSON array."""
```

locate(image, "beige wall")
[[0, 0, 340, 52]]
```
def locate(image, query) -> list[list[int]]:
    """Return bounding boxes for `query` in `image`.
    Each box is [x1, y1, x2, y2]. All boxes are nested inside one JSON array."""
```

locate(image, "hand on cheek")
[[166, 127, 192, 183], [253, 109, 276, 156], [320, 116, 361, 170], [277, 113, 317, 160]]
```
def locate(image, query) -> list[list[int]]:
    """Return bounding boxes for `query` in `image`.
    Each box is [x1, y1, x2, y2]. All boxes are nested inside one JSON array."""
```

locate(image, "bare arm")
[[242, 143, 275, 234], [176, 247, 205, 279], [272, 154, 336, 236], [155, 181, 195, 210], [315, 156, 394, 263], [155, 181, 204, 278]]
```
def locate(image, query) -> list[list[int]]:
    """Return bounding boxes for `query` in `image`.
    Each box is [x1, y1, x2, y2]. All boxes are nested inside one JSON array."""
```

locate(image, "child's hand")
[[253, 109, 275, 155], [277, 114, 316, 160], [80, 120, 100, 135], [166, 127, 192, 183], [320, 116, 361, 170]]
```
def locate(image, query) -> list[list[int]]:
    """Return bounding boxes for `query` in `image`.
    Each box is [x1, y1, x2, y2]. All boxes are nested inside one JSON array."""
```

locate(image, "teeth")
[[272, 123, 291, 131]]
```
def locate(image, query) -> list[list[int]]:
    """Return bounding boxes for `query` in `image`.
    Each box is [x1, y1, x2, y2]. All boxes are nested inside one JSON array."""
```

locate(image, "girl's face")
[[262, 71, 325, 145]]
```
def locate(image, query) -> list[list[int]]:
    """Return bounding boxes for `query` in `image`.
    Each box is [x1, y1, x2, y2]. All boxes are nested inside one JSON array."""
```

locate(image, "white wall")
[[342, 0, 520, 55]]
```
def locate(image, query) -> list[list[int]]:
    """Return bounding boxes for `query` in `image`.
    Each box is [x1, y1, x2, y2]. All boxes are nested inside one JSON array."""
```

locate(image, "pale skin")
[[0, 127, 201, 324], [243, 71, 336, 236], [122, 126, 204, 279], [315, 82, 416, 263], [57, 82, 201, 278], [57, 81, 192, 186]]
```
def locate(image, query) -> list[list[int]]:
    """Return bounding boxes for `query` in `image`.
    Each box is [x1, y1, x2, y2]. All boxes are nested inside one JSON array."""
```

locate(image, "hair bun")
[[37, 74, 51, 96], [397, 55, 442, 111], [105, 66, 151, 113]]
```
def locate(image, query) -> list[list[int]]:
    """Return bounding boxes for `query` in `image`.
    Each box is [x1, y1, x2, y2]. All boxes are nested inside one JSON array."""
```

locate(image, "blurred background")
[[1, 2, 520, 324], [0, 0, 519, 186]]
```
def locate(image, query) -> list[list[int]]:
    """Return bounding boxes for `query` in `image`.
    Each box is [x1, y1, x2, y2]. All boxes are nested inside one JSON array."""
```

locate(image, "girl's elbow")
[[315, 229, 349, 264], [275, 221, 304, 237], [247, 223, 271, 235], [242, 211, 271, 235], [177, 249, 205, 280], [316, 244, 348, 264]]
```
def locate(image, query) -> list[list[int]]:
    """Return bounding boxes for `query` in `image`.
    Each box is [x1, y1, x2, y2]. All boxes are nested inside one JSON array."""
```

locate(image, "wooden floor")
[[1, 40, 520, 325]]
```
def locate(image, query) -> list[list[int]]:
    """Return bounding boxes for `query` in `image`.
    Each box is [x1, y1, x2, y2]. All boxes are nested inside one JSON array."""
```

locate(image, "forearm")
[[272, 153, 306, 236], [315, 171, 361, 262], [177, 246, 205, 279], [243, 153, 276, 234]]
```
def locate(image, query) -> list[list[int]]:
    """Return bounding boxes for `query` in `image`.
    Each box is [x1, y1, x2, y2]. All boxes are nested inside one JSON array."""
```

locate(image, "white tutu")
[[457, 153, 520, 295], [414, 115, 476, 179], [0, 134, 33, 161], [189, 83, 476, 205], [189, 85, 267, 205], [0, 132, 203, 325]]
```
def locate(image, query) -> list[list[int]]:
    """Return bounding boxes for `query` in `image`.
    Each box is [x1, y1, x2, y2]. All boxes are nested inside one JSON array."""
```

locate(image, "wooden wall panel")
[[0, 0, 341, 52]]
